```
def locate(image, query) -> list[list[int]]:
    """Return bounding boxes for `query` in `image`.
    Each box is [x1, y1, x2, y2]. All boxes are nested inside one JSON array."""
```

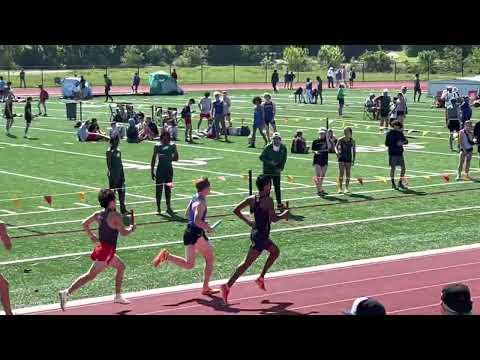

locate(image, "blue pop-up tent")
[[62, 77, 92, 99], [149, 71, 184, 95]]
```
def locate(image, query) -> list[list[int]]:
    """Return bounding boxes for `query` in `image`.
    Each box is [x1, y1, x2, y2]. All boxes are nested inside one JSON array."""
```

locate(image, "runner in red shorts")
[[0, 221, 13, 315], [58, 189, 135, 311]]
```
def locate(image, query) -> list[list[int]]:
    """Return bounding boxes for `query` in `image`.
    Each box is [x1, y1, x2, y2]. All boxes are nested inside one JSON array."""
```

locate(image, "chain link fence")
[[0, 60, 478, 88]]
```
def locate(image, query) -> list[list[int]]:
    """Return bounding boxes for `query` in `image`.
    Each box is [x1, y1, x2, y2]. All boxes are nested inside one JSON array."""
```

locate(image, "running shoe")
[[344, 187, 351, 194], [153, 249, 170, 267], [114, 294, 131, 305], [220, 284, 230, 304], [59, 290, 69, 312], [201, 288, 220, 296], [255, 277, 267, 291]]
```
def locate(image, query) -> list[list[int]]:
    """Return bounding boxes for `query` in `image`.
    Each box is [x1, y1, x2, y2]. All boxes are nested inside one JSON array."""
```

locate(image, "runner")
[[260, 132, 287, 209], [197, 92, 212, 132], [131, 72, 140, 94], [106, 136, 128, 214], [263, 93, 277, 142], [38, 85, 49, 117], [413, 74, 422, 102], [457, 120, 475, 181], [104, 74, 113, 102], [151, 131, 178, 215], [312, 128, 334, 196], [335, 127, 356, 194], [375, 89, 391, 131], [212, 91, 228, 141], [220, 175, 289, 304], [24, 97, 34, 139], [385, 120, 408, 190], [181, 98, 195, 143], [153, 177, 219, 295], [249, 96, 268, 148], [59, 189, 135, 311], [4, 93, 14, 136], [0, 221, 13, 315]]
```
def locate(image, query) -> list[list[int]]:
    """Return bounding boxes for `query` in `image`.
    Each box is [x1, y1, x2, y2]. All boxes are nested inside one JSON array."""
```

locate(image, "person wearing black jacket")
[[271, 70, 279, 93], [385, 120, 408, 190], [474, 121, 480, 167]]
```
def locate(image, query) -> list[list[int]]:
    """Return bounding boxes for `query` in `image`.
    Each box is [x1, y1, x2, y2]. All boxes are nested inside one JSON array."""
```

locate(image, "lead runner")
[[221, 175, 289, 304], [59, 189, 135, 311]]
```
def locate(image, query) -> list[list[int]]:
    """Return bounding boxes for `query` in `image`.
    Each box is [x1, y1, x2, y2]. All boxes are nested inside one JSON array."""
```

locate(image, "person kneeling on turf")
[[291, 130, 309, 154], [385, 120, 408, 190]]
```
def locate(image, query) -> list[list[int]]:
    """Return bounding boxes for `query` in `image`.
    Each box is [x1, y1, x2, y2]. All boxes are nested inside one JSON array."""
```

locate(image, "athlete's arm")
[[352, 140, 356, 165], [82, 212, 100, 243], [233, 197, 255, 228], [106, 150, 112, 177], [111, 212, 135, 236], [172, 144, 179, 162], [335, 139, 341, 156], [193, 202, 213, 233], [150, 146, 157, 180], [0, 221, 12, 251], [267, 197, 288, 223]]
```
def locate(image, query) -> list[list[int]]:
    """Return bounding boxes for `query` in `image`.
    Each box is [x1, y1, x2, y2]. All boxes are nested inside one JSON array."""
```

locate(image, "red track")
[[27, 246, 480, 315], [11, 81, 428, 98]]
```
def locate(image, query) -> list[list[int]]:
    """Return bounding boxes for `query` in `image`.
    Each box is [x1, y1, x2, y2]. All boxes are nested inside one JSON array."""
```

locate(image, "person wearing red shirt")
[[38, 85, 49, 117]]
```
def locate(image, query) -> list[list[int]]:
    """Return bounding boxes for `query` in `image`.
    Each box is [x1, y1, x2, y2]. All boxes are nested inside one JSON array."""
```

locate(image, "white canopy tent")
[[428, 75, 480, 97]]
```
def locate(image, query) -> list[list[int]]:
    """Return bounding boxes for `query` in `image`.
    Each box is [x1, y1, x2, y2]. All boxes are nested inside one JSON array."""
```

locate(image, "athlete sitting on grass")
[[59, 189, 135, 311], [153, 178, 219, 296], [0, 221, 13, 315], [221, 175, 289, 304]]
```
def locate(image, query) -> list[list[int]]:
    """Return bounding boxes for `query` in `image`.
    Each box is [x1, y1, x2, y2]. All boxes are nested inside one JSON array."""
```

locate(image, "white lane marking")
[[0, 209, 17, 215], [73, 202, 91, 207], [37, 206, 54, 211], [3, 202, 480, 266], [11, 243, 480, 315]]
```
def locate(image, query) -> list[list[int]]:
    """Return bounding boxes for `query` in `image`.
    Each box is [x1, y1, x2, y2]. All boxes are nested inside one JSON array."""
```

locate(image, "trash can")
[[66, 101, 77, 120]]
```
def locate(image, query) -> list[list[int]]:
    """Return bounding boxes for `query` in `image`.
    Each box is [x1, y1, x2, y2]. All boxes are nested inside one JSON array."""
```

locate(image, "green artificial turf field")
[[1, 88, 479, 309]]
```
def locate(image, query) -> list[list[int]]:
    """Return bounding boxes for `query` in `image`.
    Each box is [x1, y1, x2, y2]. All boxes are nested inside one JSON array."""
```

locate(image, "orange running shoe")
[[255, 277, 266, 291], [220, 284, 230, 304], [153, 249, 169, 267]]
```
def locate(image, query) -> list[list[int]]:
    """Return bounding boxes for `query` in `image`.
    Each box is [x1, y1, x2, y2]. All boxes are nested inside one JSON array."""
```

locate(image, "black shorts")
[[338, 99, 345, 106], [338, 157, 352, 164], [397, 111, 405, 116], [265, 117, 275, 125], [389, 155, 405, 168], [156, 169, 173, 183], [414, 88, 422, 93], [448, 120, 461, 133], [250, 230, 274, 252], [183, 225, 208, 246]]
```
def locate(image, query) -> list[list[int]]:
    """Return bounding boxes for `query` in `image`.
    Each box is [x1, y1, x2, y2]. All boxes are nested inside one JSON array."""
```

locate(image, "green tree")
[[317, 45, 345, 67], [240, 45, 272, 64], [442, 45, 463, 72], [282, 46, 309, 71], [121, 45, 145, 66], [417, 50, 439, 73], [359, 50, 393, 72], [174, 46, 208, 67], [146, 45, 177, 65], [466, 47, 480, 73]]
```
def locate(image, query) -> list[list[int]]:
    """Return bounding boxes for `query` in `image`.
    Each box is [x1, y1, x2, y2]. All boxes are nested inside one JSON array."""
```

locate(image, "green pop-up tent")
[[149, 71, 184, 95]]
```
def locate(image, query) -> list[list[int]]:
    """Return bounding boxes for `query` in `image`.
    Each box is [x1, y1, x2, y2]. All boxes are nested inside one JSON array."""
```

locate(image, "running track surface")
[[11, 81, 428, 98], [25, 246, 480, 315]]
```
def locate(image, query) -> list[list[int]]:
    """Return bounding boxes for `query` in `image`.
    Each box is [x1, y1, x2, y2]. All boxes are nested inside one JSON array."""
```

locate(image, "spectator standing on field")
[[0, 76, 5, 102], [171, 69, 178, 83], [38, 85, 49, 116], [349, 68, 356, 88], [337, 83, 346, 116], [315, 76, 323, 104], [132, 72, 140, 94], [104, 74, 113, 102], [385, 120, 408, 190], [335, 68, 342, 88], [413, 74, 422, 102], [271, 70, 279, 93], [327, 66, 335, 88], [289, 71, 295, 89], [19, 69, 26, 88], [283, 71, 289, 88]]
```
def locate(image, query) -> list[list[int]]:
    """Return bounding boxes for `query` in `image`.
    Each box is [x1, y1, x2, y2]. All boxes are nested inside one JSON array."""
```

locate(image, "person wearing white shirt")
[[197, 92, 212, 132], [222, 91, 232, 127], [327, 67, 335, 88]]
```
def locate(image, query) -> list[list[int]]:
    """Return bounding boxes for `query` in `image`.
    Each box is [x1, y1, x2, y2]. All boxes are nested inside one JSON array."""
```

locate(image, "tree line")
[[0, 45, 478, 73]]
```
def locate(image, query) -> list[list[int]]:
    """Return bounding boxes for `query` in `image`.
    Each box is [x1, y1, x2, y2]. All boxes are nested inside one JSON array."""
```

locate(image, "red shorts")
[[200, 113, 211, 119], [184, 115, 192, 126], [90, 242, 116, 263]]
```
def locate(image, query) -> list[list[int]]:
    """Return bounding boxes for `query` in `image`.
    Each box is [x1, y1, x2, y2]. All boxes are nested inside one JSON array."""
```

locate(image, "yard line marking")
[[0, 209, 17, 215], [8, 242, 480, 314], [73, 202, 91, 207], [210, 191, 225, 195], [41, 143, 53, 147], [37, 206, 54, 211], [3, 202, 480, 266], [63, 142, 74, 145]]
